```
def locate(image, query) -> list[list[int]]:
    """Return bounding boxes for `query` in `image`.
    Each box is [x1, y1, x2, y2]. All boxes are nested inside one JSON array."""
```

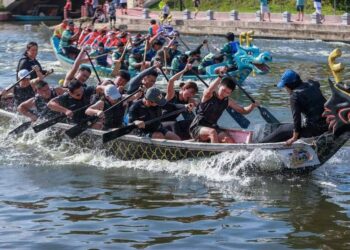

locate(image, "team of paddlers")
[[0, 18, 329, 145]]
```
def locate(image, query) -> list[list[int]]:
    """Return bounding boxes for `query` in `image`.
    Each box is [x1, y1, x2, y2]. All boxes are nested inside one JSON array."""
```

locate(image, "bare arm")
[[47, 97, 72, 117], [166, 63, 192, 101], [17, 97, 38, 122], [85, 100, 104, 117], [63, 49, 89, 87], [202, 76, 221, 103], [228, 99, 256, 114]]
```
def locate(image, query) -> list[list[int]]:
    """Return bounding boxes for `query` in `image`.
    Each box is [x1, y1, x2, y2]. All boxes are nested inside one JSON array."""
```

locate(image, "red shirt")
[[64, 1, 72, 11]]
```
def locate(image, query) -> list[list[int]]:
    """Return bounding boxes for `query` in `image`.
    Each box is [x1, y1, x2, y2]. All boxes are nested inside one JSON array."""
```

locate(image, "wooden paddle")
[[226, 73, 280, 124], [65, 88, 143, 139], [32, 103, 92, 133], [111, 41, 130, 77], [102, 107, 187, 143], [0, 69, 34, 98], [191, 70, 251, 129]]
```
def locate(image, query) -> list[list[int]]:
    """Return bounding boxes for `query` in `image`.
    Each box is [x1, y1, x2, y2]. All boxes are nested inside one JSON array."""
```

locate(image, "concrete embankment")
[[94, 9, 350, 42]]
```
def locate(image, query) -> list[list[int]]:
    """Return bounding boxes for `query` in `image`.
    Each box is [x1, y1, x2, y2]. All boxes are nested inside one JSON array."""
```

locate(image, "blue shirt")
[[296, 0, 305, 5]]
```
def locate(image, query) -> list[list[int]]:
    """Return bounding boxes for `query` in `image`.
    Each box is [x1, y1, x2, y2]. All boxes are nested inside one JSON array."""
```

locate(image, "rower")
[[85, 84, 125, 130], [189, 68, 259, 143], [59, 20, 81, 60], [113, 70, 130, 94], [128, 87, 192, 140], [220, 32, 239, 71], [198, 53, 224, 75], [17, 80, 66, 122], [1, 66, 44, 107], [62, 49, 92, 87], [47, 79, 95, 124], [112, 41, 129, 71], [90, 42, 112, 68], [259, 69, 328, 145]]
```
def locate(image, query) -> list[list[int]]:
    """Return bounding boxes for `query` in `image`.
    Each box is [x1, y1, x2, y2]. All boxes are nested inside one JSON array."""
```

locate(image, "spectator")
[[85, 0, 94, 17], [64, 0, 72, 19], [296, 0, 305, 21], [107, 0, 117, 29], [260, 0, 271, 22], [314, 0, 325, 23], [161, 2, 170, 24], [92, 0, 99, 14], [119, 0, 127, 15], [193, 0, 200, 19]]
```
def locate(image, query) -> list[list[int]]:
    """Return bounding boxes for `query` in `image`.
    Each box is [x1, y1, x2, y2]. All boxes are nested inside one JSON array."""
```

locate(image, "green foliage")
[[0, 4, 6, 11], [150, 0, 350, 15]]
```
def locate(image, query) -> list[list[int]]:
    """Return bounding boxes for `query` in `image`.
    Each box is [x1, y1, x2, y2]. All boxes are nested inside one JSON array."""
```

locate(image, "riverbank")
[[94, 8, 350, 42]]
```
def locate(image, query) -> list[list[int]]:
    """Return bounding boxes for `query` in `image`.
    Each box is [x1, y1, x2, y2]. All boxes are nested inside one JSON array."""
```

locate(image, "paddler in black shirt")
[[85, 84, 125, 130], [259, 69, 328, 145], [128, 87, 193, 140], [17, 80, 66, 122], [47, 79, 95, 123], [189, 67, 258, 143]]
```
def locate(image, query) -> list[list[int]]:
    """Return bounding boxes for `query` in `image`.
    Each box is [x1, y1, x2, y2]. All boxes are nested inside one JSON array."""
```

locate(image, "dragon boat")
[[1, 49, 349, 174], [51, 31, 272, 82]]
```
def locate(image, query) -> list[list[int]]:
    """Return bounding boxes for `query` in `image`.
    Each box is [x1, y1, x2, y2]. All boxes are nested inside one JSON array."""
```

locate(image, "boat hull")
[[13, 15, 62, 22], [2, 107, 343, 174]]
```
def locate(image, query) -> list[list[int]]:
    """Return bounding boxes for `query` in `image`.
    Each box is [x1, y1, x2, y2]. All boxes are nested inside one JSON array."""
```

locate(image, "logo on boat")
[[289, 148, 312, 166]]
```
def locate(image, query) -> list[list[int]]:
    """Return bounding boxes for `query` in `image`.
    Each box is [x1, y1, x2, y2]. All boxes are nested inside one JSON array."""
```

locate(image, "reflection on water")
[[0, 23, 350, 249]]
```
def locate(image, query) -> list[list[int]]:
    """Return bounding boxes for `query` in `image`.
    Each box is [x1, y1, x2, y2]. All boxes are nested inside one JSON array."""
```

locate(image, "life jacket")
[[13, 84, 35, 107], [105, 37, 119, 48], [293, 80, 327, 127], [190, 93, 228, 129], [83, 31, 99, 46], [53, 23, 67, 39], [34, 88, 58, 118], [78, 30, 90, 46], [151, 24, 159, 36], [91, 34, 108, 48]]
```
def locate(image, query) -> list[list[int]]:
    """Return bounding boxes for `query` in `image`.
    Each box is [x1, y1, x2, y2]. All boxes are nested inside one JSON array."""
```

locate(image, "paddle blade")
[[65, 116, 99, 139], [225, 108, 250, 129], [32, 115, 65, 133], [258, 106, 280, 124], [102, 124, 137, 143], [7, 121, 32, 136]]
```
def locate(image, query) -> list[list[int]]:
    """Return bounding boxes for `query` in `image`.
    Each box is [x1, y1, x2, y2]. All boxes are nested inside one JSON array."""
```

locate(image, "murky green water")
[[0, 23, 349, 249]]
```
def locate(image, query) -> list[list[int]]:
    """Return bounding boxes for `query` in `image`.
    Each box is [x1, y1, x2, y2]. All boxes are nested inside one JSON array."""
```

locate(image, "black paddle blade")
[[65, 116, 99, 139], [258, 106, 280, 124], [225, 108, 250, 129], [102, 124, 137, 143], [7, 121, 32, 136], [32, 115, 65, 133]]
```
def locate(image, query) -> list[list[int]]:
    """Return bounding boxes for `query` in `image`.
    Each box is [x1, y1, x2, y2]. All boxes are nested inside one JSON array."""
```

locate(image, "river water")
[[0, 23, 350, 249]]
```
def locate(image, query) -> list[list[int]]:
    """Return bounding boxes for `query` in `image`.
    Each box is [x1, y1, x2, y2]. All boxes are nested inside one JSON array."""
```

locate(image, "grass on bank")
[[150, 0, 350, 15]]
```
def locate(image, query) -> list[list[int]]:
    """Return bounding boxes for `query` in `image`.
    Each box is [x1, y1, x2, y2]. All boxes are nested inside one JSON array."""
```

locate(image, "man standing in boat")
[[259, 69, 328, 145], [189, 67, 259, 143], [59, 20, 81, 60]]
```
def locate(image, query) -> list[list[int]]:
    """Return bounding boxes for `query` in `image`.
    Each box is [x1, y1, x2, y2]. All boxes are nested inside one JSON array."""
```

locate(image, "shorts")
[[260, 5, 270, 14], [109, 15, 116, 21], [296, 5, 304, 12], [121, 3, 127, 9], [189, 124, 223, 141], [163, 13, 169, 19], [314, 2, 322, 14]]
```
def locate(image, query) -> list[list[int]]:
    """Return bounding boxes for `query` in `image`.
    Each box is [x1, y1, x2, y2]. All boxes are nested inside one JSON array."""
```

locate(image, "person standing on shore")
[[64, 0, 72, 19], [193, 0, 200, 19], [260, 0, 271, 22], [296, 0, 304, 22], [314, 0, 325, 23], [119, 0, 128, 15]]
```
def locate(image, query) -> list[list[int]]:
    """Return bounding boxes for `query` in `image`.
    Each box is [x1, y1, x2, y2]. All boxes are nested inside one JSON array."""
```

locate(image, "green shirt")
[[296, 0, 305, 5], [59, 29, 73, 49]]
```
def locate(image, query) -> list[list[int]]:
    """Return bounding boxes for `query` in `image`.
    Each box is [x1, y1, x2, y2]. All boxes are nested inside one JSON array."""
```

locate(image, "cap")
[[277, 69, 300, 88], [145, 87, 166, 106], [18, 69, 31, 79], [104, 85, 121, 101]]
